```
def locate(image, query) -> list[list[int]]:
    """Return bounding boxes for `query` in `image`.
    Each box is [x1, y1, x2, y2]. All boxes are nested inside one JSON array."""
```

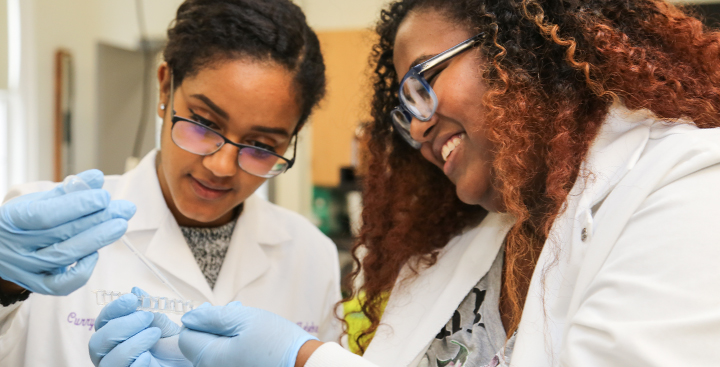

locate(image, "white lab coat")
[[0, 151, 342, 367], [305, 105, 720, 367]]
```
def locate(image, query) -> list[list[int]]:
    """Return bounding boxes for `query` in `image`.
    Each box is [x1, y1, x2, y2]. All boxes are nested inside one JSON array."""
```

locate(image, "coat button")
[[581, 227, 588, 242]]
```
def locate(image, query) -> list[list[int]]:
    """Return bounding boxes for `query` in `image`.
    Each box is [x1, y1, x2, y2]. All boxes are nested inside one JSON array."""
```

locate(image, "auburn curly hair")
[[345, 0, 720, 353]]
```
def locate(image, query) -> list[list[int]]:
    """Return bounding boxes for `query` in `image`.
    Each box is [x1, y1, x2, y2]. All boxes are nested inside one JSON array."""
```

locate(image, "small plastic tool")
[[63, 175, 187, 301], [92, 290, 195, 314]]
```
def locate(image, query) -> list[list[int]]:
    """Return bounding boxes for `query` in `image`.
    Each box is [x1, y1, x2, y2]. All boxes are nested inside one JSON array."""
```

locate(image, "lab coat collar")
[[511, 105, 699, 367], [241, 194, 293, 247], [213, 195, 293, 305], [112, 150, 293, 304], [576, 103, 697, 208], [111, 150, 168, 233], [363, 212, 514, 367]]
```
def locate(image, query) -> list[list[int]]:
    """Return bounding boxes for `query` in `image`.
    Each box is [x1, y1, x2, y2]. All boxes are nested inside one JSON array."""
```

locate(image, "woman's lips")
[[443, 134, 465, 177], [190, 177, 232, 200]]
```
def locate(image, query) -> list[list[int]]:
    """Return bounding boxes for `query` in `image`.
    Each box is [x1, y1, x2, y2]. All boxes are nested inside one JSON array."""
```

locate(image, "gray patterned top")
[[420, 248, 515, 367], [180, 220, 236, 289]]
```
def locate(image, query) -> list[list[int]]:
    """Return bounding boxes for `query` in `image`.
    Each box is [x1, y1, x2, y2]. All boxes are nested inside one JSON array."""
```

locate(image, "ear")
[[157, 62, 171, 119]]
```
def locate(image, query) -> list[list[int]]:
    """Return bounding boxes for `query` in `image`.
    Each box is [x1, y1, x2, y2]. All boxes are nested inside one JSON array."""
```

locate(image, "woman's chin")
[[455, 185, 502, 213], [176, 201, 233, 226]]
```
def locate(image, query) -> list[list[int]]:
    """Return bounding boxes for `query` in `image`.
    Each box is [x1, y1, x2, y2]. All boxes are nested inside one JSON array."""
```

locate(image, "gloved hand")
[[179, 302, 318, 367], [0, 169, 135, 296], [89, 287, 192, 367]]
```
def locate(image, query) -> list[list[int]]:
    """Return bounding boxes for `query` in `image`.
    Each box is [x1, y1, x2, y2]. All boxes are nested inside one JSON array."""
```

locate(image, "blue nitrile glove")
[[179, 301, 318, 367], [89, 287, 191, 367], [0, 169, 135, 296]]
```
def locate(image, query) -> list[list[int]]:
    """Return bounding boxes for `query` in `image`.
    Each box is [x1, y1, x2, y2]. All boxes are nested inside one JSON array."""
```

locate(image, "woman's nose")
[[408, 116, 437, 144], [203, 144, 239, 177]]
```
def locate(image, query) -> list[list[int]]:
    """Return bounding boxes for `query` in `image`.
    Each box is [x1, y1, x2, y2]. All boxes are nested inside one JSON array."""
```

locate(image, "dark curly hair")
[[346, 0, 720, 352], [163, 0, 326, 128]]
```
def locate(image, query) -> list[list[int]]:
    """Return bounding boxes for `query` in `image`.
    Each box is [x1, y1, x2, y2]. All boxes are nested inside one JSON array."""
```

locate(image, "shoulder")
[[3, 181, 56, 202], [2, 173, 127, 204], [98, 174, 123, 194], [638, 125, 720, 188], [248, 195, 338, 258]]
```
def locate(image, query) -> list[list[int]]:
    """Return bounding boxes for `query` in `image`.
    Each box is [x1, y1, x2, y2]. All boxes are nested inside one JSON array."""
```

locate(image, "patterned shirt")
[[180, 220, 236, 289], [420, 249, 515, 367]]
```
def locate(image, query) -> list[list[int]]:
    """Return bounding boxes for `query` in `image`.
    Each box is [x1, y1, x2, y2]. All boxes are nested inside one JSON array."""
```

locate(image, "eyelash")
[[190, 111, 219, 129], [189, 109, 278, 152], [250, 141, 276, 152]]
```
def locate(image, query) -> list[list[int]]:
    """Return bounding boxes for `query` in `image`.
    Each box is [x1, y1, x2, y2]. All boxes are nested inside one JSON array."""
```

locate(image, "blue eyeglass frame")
[[391, 32, 486, 148], [167, 74, 297, 178]]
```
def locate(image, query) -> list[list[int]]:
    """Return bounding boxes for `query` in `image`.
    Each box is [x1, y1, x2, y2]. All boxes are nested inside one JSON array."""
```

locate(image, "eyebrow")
[[250, 125, 291, 138], [190, 94, 229, 120]]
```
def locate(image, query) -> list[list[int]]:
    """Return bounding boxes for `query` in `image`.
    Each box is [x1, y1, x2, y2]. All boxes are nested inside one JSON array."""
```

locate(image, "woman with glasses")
[[164, 0, 720, 366], [0, 0, 341, 366]]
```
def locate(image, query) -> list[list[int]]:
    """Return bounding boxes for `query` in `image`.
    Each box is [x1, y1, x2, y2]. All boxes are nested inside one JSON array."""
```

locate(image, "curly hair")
[[346, 0, 720, 352], [163, 0, 326, 128]]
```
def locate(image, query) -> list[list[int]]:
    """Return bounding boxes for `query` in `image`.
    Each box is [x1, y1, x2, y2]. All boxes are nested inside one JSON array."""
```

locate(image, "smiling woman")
[[0, 1, 343, 366], [142, 1, 720, 367]]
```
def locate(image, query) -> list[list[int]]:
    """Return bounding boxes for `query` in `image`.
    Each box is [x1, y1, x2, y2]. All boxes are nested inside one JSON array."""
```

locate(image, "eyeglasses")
[[391, 33, 486, 149], [167, 76, 296, 178]]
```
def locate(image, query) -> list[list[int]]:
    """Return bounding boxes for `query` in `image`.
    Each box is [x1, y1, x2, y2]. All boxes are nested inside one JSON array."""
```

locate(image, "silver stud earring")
[[160, 103, 166, 111]]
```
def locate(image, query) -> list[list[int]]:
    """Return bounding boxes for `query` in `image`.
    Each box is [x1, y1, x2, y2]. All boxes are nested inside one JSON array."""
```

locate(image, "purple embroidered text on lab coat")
[[67, 312, 95, 331], [296, 321, 318, 334]]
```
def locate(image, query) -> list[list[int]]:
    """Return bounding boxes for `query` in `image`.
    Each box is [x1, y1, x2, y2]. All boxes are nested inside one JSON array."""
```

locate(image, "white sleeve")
[[305, 343, 379, 367], [2, 180, 55, 203], [0, 298, 29, 362], [560, 164, 720, 366], [316, 239, 343, 343]]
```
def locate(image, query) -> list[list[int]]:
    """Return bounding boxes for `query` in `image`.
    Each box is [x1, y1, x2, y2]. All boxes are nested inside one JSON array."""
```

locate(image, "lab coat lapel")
[[511, 107, 655, 367], [145, 214, 216, 303], [213, 195, 292, 306], [110, 150, 164, 233], [114, 150, 215, 303], [510, 106, 700, 367], [363, 212, 514, 367]]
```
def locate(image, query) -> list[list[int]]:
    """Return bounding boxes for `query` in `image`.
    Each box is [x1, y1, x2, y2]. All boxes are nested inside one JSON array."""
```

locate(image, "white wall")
[[28, 0, 100, 180], [0, 0, 7, 91], [98, 0, 183, 50], [22, 0, 183, 182]]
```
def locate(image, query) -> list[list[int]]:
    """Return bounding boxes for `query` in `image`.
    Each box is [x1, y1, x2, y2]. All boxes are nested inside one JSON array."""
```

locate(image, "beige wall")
[[312, 30, 375, 186], [296, 0, 390, 31]]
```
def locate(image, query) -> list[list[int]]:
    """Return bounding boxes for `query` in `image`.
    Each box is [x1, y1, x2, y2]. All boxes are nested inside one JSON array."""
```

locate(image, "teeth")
[[442, 134, 464, 162]]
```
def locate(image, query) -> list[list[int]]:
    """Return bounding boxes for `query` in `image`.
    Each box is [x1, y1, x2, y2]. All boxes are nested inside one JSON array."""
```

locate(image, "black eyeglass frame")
[[391, 33, 486, 148], [167, 74, 298, 178]]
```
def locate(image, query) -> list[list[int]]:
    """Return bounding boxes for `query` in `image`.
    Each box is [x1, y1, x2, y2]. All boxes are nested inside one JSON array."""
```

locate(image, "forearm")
[[301, 342, 379, 367], [296, 340, 324, 367], [0, 277, 30, 307], [0, 278, 26, 295]]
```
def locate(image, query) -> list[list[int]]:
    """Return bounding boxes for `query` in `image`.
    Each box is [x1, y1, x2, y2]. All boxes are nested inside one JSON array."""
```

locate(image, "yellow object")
[[343, 293, 389, 355]]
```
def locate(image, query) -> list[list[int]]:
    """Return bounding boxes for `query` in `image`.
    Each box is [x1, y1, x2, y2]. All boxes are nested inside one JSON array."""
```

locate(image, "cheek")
[[420, 146, 442, 168], [161, 126, 194, 175], [455, 134, 500, 210]]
